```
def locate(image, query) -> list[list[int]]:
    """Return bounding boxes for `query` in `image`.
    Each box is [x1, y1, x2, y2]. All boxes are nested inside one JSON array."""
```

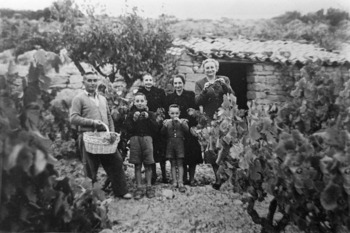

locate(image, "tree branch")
[[72, 59, 85, 75], [267, 198, 277, 226]]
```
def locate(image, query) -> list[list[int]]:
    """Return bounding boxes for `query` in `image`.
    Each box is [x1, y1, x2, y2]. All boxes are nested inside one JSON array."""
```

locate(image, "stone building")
[[166, 37, 350, 109]]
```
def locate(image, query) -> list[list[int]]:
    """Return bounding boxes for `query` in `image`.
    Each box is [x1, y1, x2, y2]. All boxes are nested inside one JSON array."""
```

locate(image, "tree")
[[58, 7, 173, 85]]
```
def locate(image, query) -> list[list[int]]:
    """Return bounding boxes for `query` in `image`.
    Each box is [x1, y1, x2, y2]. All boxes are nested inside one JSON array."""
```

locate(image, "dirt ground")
[[56, 158, 302, 233]]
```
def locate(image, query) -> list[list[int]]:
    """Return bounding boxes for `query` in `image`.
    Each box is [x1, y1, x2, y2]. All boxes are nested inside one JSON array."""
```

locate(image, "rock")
[[162, 189, 175, 199], [99, 229, 113, 233], [233, 199, 243, 206]]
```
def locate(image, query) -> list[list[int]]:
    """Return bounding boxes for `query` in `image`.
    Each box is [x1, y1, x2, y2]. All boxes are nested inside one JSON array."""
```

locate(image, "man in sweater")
[[70, 72, 132, 199]]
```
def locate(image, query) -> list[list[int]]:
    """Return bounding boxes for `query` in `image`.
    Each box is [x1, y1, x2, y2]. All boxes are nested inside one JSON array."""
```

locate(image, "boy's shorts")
[[129, 136, 154, 165], [166, 137, 185, 160]]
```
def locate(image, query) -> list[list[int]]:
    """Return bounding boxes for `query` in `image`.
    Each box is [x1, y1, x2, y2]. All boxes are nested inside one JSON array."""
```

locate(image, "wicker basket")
[[83, 123, 120, 154]]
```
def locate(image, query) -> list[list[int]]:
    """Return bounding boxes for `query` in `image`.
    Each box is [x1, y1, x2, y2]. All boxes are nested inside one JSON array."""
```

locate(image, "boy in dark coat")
[[137, 73, 168, 184], [124, 92, 159, 199]]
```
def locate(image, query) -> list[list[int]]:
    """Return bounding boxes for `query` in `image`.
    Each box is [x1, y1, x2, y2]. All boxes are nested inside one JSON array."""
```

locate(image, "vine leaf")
[[34, 149, 47, 175], [4, 144, 24, 171], [320, 182, 342, 210]]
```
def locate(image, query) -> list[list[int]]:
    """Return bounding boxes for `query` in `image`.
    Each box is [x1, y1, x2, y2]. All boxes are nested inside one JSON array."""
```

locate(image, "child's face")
[[134, 95, 147, 109], [168, 107, 180, 119], [143, 75, 154, 89]]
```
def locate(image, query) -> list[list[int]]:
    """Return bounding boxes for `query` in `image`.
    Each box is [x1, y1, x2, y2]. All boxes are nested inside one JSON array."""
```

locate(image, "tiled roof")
[[166, 37, 350, 65]]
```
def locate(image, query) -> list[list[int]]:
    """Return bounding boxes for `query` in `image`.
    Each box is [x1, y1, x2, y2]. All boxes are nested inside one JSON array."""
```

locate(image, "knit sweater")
[[161, 119, 189, 139], [194, 75, 233, 119], [70, 92, 114, 132], [124, 106, 158, 138]]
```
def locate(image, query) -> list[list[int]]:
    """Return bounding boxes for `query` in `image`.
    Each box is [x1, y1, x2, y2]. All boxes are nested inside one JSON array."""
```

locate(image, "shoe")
[[189, 180, 198, 187], [212, 183, 222, 190], [122, 193, 132, 199], [146, 187, 155, 198], [178, 185, 187, 193], [171, 182, 178, 189], [151, 177, 157, 185], [134, 189, 144, 200], [162, 178, 170, 184]]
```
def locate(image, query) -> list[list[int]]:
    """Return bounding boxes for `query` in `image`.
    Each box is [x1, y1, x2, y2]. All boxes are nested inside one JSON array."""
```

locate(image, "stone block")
[[185, 73, 206, 82], [263, 65, 276, 72], [255, 99, 274, 105], [177, 60, 194, 67], [253, 64, 264, 72], [254, 71, 274, 76], [265, 78, 280, 85], [272, 90, 287, 95], [185, 81, 195, 92], [177, 65, 194, 74], [180, 53, 193, 62], [248, 83, 268, 91], [246, 75, 255, 83], [247, 91, 256, 99], [266, 94, 285, 102], [254, 76, 266, 83]]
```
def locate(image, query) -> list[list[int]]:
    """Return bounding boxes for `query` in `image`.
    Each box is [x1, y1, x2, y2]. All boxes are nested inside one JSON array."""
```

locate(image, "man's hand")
[[94, 120, 103, 125], [93, 120, 104, 127]]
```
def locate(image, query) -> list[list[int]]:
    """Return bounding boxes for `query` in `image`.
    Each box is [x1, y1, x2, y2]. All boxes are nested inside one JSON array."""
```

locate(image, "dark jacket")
[[124, 105, 158, 138], [137, 86, 166, 112], [166, 90, 198, 127], [161, 120, 189, 139], [194, 75, 233, 119]]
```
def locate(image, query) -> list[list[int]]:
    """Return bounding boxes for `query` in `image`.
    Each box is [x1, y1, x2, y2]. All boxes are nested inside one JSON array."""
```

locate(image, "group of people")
[[70, 58, 233, 200]]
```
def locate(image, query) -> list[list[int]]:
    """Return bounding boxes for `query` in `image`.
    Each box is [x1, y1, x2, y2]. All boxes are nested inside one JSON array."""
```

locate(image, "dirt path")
[[107, 164, 261, 233], [57, 159, 301, 233]]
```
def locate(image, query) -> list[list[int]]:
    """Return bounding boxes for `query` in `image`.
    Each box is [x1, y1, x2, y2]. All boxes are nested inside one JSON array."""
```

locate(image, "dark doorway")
[[217, 62, 248, 109]]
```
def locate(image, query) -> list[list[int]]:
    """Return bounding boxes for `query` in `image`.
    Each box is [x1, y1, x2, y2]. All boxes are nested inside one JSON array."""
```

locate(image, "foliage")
[[59, 8, 173, 85], [193, 62, 350, 232], [0, 8, 52, 21], [0, 50, 110, 232]]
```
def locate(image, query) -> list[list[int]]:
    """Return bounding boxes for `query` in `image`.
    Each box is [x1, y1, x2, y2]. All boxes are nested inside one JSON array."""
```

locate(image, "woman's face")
[[173, 77, 184, 92], [113, 81, 126, 95], [143, 75, 154, 89], [203, 61, 217, 78]]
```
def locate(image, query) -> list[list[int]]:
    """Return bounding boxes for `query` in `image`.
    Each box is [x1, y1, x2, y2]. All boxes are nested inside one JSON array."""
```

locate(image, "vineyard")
[[1, 1, 350, 233]]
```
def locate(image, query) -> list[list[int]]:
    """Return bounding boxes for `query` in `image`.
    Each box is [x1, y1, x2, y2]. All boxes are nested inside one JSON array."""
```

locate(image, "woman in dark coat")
[[166, 74, 203, 186], [137, 73, 168, 184]]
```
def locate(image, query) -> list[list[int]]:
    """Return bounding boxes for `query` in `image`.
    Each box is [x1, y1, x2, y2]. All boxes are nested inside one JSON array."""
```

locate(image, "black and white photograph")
[[0, 0, 350, 232]]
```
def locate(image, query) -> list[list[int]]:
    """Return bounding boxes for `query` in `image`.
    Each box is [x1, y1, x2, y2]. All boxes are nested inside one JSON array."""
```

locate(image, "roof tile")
[[168, 37, 349, 65]]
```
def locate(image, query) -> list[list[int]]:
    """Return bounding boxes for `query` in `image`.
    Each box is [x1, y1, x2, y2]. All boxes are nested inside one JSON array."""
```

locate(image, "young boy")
[[124, 92, 159, 199], [161, 104, 189, 193]]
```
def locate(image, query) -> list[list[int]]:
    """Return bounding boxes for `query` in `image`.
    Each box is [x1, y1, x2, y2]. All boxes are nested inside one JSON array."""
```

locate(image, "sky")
[[1, 0, 350, 19]]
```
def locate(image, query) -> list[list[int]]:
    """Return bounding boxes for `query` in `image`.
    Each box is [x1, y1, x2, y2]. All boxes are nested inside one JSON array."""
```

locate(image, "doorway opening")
[[216, 62, 249, 109]]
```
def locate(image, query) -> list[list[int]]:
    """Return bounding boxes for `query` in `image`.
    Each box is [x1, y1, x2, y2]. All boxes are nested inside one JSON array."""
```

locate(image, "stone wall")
[[246, 63, 350, 106], [246, 63, 298, 105], [175, 53, 205, 92], [172, 52, 350, 107]]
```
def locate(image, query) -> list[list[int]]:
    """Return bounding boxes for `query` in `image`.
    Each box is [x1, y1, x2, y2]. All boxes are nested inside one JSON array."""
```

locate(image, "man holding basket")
[[70, 72, 132, 199]]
